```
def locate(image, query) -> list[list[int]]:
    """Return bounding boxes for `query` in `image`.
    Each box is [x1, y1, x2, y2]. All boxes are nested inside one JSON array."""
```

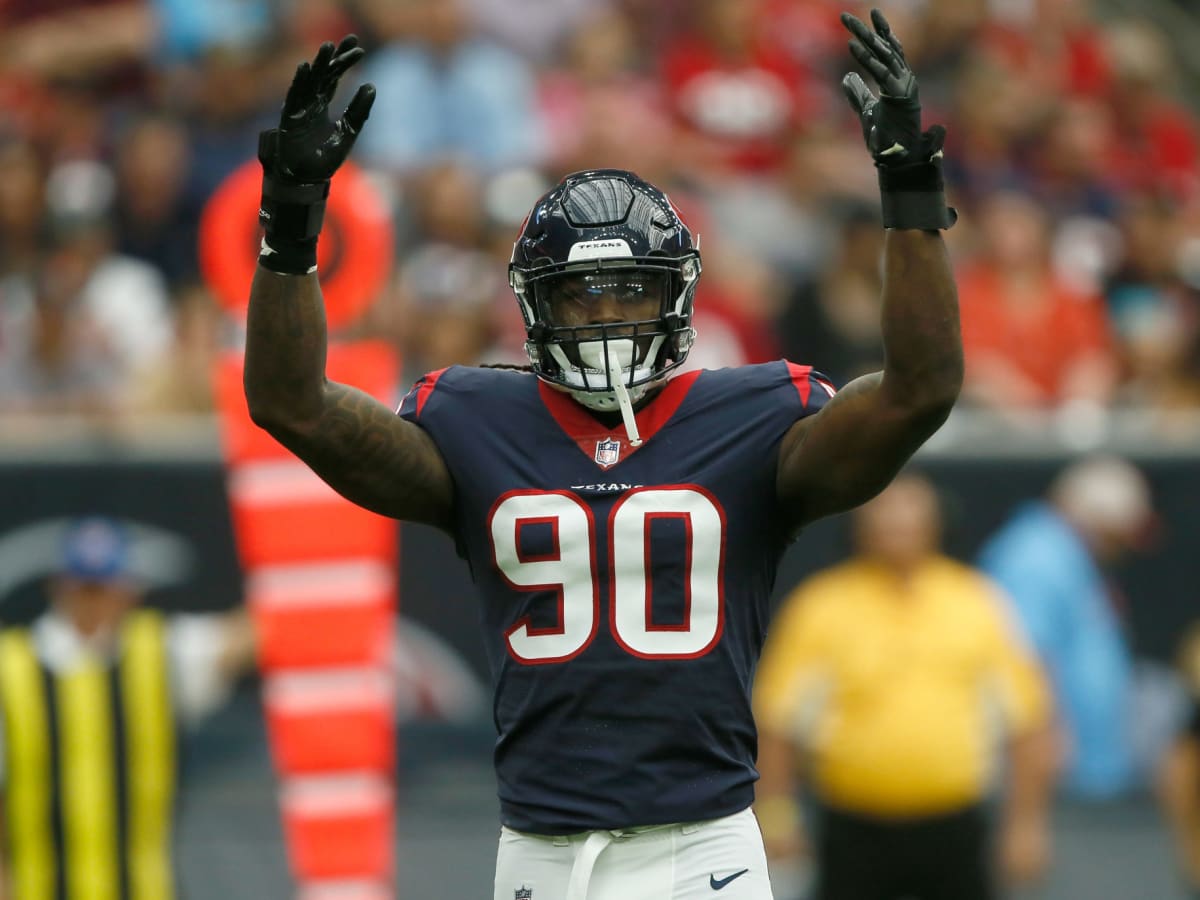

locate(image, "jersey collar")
[[537, 370, 701, 470]]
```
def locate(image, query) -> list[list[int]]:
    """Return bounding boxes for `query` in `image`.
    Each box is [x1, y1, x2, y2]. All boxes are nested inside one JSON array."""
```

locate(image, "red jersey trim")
[[537, 370, 702, 469], [785, 362, 813, 407], [415, 367, 449, 419]]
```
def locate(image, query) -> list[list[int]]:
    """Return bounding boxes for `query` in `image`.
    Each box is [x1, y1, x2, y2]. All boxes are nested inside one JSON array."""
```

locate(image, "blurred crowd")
[[2, 0, 1200, 440]]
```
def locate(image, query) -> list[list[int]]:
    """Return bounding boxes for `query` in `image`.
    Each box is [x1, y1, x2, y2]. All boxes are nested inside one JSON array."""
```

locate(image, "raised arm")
[[244, 37, 454, 530], [777, 9, 962, 528]]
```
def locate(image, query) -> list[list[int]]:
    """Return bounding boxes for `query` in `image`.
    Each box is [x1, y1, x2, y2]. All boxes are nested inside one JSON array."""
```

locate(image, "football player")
[[245, 9, 960, 899]]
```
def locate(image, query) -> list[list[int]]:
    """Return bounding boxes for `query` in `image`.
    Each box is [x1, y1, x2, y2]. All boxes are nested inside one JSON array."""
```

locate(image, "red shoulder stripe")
[[415, 367, 449, 419], [785, 362, 813, 407]]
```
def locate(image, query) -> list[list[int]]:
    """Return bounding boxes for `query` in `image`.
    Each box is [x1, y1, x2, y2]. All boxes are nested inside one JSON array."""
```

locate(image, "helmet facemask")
[[510, 256, 700, 413]]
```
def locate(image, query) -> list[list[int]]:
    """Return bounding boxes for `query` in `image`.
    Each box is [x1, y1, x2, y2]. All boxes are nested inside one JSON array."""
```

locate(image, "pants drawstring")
[[565, 830, 618, 900]]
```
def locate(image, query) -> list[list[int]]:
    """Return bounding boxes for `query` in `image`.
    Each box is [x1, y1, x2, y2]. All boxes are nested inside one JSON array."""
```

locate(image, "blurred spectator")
[[759, 0, 871, 76], [131, 283, 222, 415], [980, 0, 1109, 101], [0, 160, 172, 419], [755, 473, 1058, 900], [943, 52, 1048, 206], [1029, 97, 1122, 220], [394, 243, 499, 377], [352, 0, 541, 175], [777, 204, 885, 385], [977, 456, 1154, 800], [112, 114, 200, 289], [536, 6, 673, 179], [364, 162, 511, 377], [0, 1, 153, 87], [398, 159, 490, 253], [459, 0, 600, 64], [683, 238, 784, 371], [1157, 625, 1200, 896], [151, 0, 270, 62], [659, 0, 819, 178], [1105, 194, 1200, 416], [1102, 21, 1199, 203], [179, 43, 281, 202], [0, 515, 254, 899], [957, 191, 1117, 411], [0, 139, 45, 279]]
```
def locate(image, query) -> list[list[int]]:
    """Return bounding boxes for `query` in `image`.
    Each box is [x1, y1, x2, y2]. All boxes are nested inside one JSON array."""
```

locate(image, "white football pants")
[[494, 806, 774, 900]]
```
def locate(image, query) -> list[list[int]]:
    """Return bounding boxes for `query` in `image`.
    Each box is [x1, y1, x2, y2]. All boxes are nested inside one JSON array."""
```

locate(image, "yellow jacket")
[[755, 556, 1050, 817]]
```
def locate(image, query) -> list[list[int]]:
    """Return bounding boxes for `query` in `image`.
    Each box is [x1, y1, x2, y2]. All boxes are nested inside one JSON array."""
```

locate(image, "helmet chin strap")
[[575, 339, 643, 446], [604, 347, 642, 447]]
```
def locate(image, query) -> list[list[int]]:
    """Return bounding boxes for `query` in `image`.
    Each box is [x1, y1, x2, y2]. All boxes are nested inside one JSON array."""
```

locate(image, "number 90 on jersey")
[[489, 487, 727, 664]]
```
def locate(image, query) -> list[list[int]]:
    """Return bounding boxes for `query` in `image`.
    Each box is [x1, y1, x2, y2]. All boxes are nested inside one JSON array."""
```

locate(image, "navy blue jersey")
[[398, 361, 833, 833]]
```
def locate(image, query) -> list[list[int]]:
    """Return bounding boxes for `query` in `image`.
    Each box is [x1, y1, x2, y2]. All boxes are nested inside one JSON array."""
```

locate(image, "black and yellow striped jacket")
[[0, 609, 176, 900]]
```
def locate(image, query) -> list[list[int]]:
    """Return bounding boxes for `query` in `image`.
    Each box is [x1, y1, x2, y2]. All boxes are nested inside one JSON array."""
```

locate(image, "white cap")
[[1050, 455, 1152, 535]]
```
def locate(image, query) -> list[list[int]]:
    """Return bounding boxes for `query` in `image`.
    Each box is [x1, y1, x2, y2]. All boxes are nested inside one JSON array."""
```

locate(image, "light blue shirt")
[[152, 0, 270, 60], [978, 501, 1135, 799], [355, 39, 541, 173]]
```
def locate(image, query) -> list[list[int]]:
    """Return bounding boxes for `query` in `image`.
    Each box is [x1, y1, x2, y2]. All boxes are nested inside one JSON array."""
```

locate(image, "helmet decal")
[[567, 239, 634, 261]]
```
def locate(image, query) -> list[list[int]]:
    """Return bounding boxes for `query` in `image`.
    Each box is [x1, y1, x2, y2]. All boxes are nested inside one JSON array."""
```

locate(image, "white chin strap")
[[575, 340, 644, 447]]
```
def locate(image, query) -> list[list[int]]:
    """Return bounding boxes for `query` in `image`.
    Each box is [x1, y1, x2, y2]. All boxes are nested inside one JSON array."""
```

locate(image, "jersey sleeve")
[[783, 361, 837, 417], [397, 367, 450, 424]]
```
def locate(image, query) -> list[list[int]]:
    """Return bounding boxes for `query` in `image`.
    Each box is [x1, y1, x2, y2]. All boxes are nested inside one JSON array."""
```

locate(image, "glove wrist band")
[[877, 160, 957, 230], [258, 175, 329, 275]]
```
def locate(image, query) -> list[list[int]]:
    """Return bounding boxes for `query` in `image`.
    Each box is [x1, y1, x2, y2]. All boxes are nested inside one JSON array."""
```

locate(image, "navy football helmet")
[[508, 169, 701, 441]]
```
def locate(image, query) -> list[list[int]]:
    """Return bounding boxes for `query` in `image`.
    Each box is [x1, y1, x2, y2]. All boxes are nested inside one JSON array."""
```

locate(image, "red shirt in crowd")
[[957, 265, 1114, 406]]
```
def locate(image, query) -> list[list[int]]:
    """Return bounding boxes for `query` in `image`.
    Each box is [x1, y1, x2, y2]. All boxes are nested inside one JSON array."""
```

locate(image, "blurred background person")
[[1158, 624, 1200, 898], [351, 0, 541, 176], [0, 516, 254, 899], [754, 472, 1058, 900], [1104, 193, 1200, 426], [535, 5, 673, 179], [776, 201, 886, 386], [977, 455, 1156, 803], [658, 0, 819, 180], [956, 191, 1118, 414], [0, 159, 173, 425]]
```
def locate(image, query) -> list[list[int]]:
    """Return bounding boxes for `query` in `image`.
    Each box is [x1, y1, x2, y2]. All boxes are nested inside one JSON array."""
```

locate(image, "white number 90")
[[490, 487, 726, 664]]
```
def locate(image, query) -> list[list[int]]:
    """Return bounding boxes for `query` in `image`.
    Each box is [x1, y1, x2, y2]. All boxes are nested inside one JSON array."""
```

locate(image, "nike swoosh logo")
[[710, 868, 749, 890]]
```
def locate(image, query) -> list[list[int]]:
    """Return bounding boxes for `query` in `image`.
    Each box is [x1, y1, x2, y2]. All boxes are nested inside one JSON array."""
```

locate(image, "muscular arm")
[[244, 268, 454, 530], [777, 229, 961, 527]]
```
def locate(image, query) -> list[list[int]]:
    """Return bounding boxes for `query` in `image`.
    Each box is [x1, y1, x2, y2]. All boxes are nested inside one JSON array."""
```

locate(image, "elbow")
[[245, 395, 285, 434], [917, 374, 962, 424], [244, 394, 292, 439], [243, 378, 318, 439], [889, 354, 964, 426]]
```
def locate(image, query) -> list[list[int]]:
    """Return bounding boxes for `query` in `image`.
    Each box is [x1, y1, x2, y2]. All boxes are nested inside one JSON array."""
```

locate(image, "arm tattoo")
[[244, 267, 455, 529]]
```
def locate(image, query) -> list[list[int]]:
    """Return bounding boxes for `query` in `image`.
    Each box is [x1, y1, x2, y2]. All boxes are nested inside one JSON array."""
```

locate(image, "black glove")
[[840, 9, 955, 231], [257, 35, 376, 275]]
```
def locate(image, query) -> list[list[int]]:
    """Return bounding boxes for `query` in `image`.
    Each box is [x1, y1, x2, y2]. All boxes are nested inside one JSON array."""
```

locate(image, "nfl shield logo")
[[594, 437, 621, 469], [515, 888, 533, 900]]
